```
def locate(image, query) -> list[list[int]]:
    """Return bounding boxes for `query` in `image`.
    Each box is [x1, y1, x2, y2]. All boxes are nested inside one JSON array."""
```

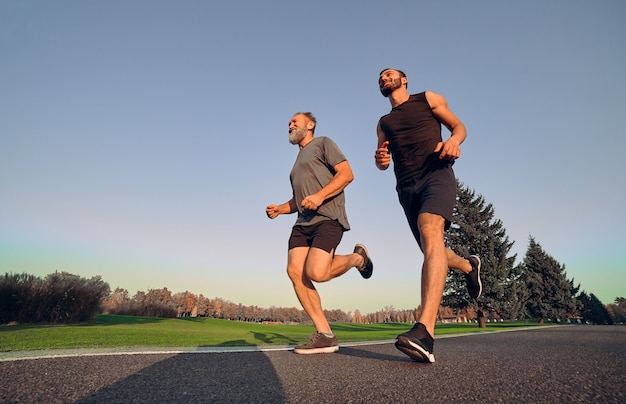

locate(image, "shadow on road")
[[76, 352, 286, 403], [336, 345, 408, 362]]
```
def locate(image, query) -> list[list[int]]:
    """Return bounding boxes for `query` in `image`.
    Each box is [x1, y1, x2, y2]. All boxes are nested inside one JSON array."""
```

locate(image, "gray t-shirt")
[[289, 136, 350, 231]]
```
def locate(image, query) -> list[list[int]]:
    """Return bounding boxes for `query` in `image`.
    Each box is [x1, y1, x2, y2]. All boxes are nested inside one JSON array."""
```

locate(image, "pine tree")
[[578, 292, 613, 325], [501, 262, 530, 320], [443, 180, 522, 319], [522, 237, 580, 322]]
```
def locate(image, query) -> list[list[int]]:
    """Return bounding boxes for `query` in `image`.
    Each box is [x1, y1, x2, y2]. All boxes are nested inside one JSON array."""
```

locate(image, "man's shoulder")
[[306, 136, 340, 152], [314, 136, 337, 145]]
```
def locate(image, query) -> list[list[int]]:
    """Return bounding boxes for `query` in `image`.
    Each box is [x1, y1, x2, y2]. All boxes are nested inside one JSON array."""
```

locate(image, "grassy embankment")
[[0, 314, 544, 351]]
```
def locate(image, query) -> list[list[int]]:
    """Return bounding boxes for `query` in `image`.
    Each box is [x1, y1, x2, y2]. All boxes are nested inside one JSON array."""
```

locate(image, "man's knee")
[[418, 214, 445, 237], [305, 264, 331, 283], [286, 264, 302, 282], [418, 223, 445, 254], [287, 247, 309, 282]]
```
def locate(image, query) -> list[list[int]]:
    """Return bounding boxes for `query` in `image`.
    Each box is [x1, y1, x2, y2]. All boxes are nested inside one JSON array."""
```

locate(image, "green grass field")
[[0, 315, 544, 351]]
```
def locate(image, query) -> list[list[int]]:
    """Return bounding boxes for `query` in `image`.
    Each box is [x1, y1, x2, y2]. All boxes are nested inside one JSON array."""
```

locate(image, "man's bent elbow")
[[346, 172, 355, 183]]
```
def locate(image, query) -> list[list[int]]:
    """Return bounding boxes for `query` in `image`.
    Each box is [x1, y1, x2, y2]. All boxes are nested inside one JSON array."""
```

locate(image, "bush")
[[0, 271, 110, 324], [0, 273, 37, 324], [106, 300, 178, 318]]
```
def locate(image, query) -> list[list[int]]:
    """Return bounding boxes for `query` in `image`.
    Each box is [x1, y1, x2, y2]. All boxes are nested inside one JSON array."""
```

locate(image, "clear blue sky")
[[1, 0, 624, 313]]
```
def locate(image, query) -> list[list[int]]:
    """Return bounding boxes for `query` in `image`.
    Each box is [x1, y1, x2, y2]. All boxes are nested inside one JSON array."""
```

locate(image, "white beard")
[[289, 126, 307, 145]]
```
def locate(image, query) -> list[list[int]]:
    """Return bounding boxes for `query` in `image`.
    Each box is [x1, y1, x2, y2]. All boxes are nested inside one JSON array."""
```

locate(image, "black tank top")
[[379, 92, 451, 187]]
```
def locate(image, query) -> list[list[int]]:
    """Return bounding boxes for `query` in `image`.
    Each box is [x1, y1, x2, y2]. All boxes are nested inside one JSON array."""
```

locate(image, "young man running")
[[375, 69, 482, 363]]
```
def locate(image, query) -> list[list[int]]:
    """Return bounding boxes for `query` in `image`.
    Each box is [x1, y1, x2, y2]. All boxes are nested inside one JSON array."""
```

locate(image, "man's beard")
[[289, 126, 307, 145], [380, 77, 403, 97]]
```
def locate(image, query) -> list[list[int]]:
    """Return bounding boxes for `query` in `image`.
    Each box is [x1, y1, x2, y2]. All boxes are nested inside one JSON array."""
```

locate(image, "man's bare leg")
[[287, 247, 329, 332], [447, 248, 472, 274], [416, 212, 448, 338], [287, 247, 362, 334], [305, 247, 363, 283]]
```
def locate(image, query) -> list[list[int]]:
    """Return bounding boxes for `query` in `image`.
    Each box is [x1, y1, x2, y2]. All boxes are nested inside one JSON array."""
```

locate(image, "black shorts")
[[397, 167, 456, 247], [288, 220, 344, 253]]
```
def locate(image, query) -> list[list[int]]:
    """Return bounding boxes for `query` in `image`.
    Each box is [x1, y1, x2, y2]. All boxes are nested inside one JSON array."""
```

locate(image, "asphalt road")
[[1, 325, 624, 403]]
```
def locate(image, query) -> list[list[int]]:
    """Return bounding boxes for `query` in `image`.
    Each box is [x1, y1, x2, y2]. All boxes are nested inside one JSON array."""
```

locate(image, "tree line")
[[1, 181, 623, 325], [102, 287, 480, 325], [1, 270, 622, 326]]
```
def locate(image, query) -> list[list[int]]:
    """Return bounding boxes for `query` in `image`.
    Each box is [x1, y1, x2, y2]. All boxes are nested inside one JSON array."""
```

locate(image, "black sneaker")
[[465, 255, 483, 299], [294, 332, 339, 354], [395, 323, 435, 363], [354, 244, 373, 279]]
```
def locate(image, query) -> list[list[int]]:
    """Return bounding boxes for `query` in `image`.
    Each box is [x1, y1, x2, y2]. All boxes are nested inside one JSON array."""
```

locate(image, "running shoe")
[[465, 255, 483, 299], [354, 244, 373, 279], [294, 332, 339, 354], [395, 323, 435, 363]]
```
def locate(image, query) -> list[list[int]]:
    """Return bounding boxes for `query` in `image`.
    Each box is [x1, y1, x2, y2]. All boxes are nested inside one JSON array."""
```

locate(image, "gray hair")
[[293, 112, 317, 132]]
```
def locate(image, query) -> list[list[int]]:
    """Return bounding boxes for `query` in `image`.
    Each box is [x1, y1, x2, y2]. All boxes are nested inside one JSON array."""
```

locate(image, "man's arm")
[[426, 90, 467, 160], [300, 160, 354, 211], [375, 120, 391, 170], [266, 197, 297, 219]]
